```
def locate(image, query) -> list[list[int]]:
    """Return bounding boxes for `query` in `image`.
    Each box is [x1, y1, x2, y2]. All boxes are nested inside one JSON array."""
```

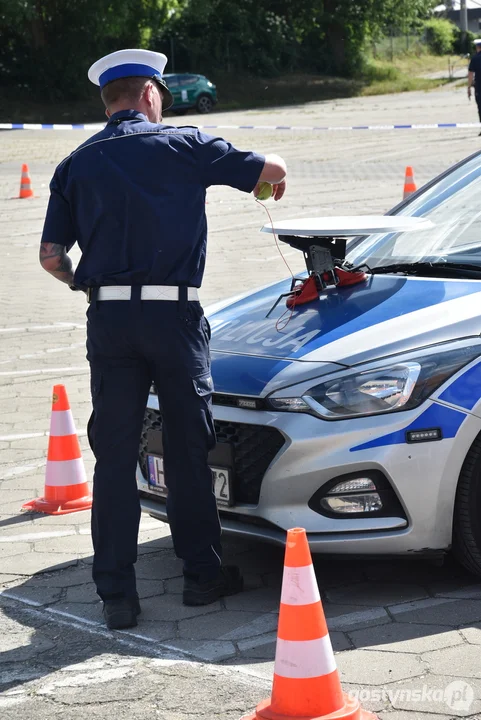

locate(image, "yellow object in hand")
[[256, 182, 273, 201]]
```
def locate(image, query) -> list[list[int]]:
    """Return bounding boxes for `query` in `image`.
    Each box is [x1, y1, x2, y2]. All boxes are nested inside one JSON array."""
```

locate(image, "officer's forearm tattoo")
[[39, 242, 75, 286]]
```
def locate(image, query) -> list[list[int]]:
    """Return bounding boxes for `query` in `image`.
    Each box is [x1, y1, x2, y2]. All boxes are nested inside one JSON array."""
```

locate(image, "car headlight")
[[306, 362, 420, 418], [268, 344, 481, 420]]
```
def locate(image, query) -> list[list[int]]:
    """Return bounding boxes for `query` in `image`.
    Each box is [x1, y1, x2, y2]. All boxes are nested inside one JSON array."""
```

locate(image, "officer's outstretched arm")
[[258, 154, 287, 184], [39, 242, 75, 287], [254, 154, 287, 201]]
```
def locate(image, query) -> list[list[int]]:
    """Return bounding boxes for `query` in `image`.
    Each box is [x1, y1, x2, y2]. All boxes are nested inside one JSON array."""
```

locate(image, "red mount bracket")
[[265, 234, 367, 319]]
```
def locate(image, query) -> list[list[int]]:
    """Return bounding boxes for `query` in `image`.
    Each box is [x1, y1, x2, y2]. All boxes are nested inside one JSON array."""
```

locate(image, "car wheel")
[[196, 94, 213, 114], [172, 109, 189, 116], [452, 433, 481, 576]]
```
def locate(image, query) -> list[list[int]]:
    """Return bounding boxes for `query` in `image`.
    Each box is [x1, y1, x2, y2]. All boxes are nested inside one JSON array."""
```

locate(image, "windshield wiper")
[[368, 261, 481, 278]]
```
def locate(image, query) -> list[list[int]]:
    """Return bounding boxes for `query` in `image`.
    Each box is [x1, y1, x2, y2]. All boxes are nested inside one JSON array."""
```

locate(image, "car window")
[[348, 154, 481, 268], [164, 75, 179, 87], [179, 75, 198, 85]]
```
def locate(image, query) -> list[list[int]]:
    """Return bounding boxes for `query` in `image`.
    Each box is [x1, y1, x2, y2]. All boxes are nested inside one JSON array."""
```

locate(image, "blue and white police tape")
[[1, 122, 481, 131]]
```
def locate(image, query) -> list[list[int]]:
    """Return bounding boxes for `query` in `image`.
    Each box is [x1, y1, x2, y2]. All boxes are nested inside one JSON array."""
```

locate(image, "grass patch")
[[211, 55, 458, 110], [0, 86, 106, 124], [362, 77, 450, 95], [362, 74, 451, 95], [0, 53, 464, 123], [212, 72, 358, 111], [387, 52, 460, 75], [359, 54, 460, 95]]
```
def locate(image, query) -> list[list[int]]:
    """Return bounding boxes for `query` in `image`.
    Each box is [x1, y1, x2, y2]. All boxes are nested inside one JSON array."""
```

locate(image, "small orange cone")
[[241, 528, 377, 720], [22, 385, 92, 515], [18, 163, 34, 198], [403, 166, 416, 199]]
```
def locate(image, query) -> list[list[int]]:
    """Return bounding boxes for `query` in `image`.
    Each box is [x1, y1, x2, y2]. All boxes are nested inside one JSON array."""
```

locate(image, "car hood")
[[208, 275, 481, 396]]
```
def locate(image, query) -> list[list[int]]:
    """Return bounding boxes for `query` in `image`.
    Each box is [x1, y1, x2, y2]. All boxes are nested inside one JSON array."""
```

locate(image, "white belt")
[[96, 286, 199, 301]]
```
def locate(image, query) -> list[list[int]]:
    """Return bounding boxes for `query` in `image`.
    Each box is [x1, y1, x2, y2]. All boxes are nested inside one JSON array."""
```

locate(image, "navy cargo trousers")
[[86, 287, 221, 601], [476, 93, 481, 123]]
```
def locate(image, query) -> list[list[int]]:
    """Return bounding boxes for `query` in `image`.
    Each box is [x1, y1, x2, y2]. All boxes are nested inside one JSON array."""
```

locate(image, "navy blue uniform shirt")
[[469, 52, 481, 93], [41, 110, 265, 288]]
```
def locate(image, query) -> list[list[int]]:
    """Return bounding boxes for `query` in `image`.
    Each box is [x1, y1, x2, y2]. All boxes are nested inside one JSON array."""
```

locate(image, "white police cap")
[[474, 38, 481, 44], [88, 49, 173, 110]]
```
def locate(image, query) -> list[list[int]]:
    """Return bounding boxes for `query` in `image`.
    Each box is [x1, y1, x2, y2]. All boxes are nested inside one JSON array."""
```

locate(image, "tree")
[[151, 0, 293, 76], [154, 0, 438, 77], [0, 0, 176, 99], [0, 0, 440, 100]]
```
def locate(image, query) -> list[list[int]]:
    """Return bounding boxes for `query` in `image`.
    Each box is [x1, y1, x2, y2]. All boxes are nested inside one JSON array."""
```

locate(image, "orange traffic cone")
[[403, 166, 416, 199], [22, 385, 92, 515], [18, 163, 34, 198], [241, 528, 377, 720]]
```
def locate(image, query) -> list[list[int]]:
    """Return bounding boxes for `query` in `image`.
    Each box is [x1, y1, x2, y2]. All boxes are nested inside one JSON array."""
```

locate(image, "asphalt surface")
[[2, 82, 481, 719]]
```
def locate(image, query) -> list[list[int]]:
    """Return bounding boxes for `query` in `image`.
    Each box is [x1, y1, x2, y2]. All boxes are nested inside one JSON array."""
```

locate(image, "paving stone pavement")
[[2, 85, 481, 718]]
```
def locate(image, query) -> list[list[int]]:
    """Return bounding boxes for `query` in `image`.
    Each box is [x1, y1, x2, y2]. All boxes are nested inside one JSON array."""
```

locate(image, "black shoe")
[[183, 566, 244, 606], [103, 594, 141, 630]]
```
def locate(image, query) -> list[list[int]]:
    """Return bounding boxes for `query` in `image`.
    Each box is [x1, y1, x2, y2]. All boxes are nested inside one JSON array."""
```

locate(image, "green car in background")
[[163, 73, 217, 115]]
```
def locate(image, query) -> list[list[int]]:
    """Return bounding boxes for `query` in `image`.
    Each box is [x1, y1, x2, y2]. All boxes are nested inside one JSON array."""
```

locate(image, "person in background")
[[468, 38, 481, 134]]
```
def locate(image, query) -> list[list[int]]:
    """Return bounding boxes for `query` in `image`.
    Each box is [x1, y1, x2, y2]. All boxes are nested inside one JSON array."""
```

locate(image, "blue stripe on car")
[[438, 360, 481, 411], [350, 404, 467, 452], [211, 351, 291, 395], [210, 276, 481, 360]]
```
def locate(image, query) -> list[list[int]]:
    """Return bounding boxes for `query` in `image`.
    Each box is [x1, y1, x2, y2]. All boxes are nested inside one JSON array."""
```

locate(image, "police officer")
[[39, 49, 287, 630], [468, 38, 481, 133]]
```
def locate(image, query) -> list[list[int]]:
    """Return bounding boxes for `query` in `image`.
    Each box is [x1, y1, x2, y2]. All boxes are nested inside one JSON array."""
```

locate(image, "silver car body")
[[138, 150, 481, 556]]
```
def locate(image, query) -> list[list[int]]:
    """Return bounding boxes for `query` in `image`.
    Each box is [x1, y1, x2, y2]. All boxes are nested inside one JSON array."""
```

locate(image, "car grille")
[[139, 408, 285, 504]]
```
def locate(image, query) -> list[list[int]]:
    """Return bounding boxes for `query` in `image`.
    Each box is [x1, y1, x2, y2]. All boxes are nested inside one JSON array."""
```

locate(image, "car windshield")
[[347, 153, 481, 274]]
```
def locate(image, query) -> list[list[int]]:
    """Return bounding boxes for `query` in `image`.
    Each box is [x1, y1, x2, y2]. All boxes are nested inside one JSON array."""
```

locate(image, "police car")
[[138, 149, 481, 576]]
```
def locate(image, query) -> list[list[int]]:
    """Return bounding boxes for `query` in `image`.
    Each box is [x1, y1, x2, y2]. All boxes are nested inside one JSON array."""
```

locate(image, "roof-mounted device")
[[261, 215, 434, 317]]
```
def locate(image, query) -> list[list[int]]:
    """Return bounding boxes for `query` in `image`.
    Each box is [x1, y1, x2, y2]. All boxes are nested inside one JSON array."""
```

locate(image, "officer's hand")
[[272, 179, 286, 201], [468, 86, 472, 100]]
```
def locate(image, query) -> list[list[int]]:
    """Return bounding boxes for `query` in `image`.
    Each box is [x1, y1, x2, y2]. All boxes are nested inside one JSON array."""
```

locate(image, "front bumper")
[[137, 393, 481, 554]]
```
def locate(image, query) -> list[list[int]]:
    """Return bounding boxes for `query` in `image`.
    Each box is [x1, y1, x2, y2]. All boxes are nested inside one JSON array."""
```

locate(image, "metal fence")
[[371, 31, 428, 61]]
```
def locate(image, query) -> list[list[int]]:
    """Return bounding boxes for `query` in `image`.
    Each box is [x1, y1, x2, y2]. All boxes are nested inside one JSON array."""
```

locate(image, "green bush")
[[453, 27, 477, 54], [424, 18, 457, 55], [360, 60, 400, 83]]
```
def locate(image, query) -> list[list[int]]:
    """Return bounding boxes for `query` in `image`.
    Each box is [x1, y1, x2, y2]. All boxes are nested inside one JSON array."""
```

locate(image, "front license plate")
[[147, 455, 232, 506]]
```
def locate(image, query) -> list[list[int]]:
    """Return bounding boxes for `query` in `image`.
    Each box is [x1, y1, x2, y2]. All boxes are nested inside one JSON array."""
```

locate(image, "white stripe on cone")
[[280, 564, 321, 606], [274, 636, 337, 679], [49, 409, 78, 437], [45, 458, 87, 487]]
